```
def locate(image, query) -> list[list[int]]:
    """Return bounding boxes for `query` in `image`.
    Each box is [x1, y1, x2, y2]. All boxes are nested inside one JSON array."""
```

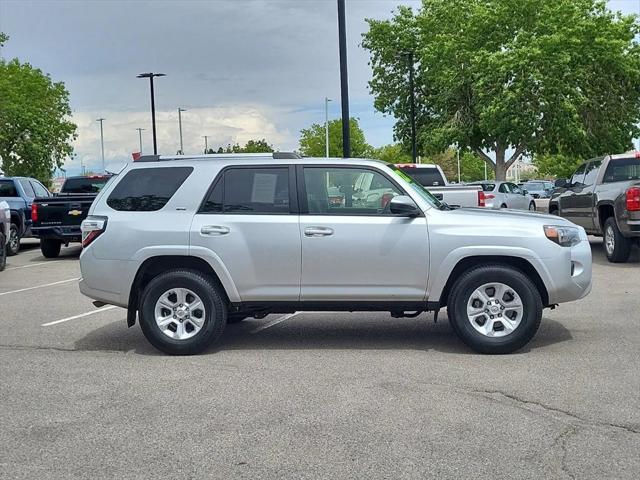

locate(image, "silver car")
[[79, 154, 592, 355], [472, 181, 537, 211]]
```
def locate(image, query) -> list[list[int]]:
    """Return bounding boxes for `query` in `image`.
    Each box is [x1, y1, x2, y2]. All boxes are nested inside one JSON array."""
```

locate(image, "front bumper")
[[540, 238, 592, 305]]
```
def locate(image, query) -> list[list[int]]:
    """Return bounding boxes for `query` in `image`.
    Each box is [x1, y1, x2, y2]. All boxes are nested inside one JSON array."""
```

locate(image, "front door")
[[559, 164, 587, 224], [190, 165, 301, 301], [572, 161, 601, 230], [298, 165, 429, 301]]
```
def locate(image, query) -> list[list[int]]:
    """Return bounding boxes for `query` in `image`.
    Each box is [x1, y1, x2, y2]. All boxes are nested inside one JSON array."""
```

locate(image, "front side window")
[[570, 164, 587, 187], [510, 183, 523, 194], [31, 181, 50, 197], [200, 167, 290, 214], [19, 179, 35, 197], [499, 183, 510, 193], [107, 167, 193, 212], [303, 167, 402, 215]]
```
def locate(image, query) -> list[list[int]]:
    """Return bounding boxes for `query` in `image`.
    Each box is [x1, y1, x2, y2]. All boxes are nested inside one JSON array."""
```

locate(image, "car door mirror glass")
[[389, 195, 420, 216]]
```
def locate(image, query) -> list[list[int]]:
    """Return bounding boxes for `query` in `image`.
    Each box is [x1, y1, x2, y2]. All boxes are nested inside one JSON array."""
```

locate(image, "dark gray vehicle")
[[0, 201, 9, 270], [549, 153, 640, 262]]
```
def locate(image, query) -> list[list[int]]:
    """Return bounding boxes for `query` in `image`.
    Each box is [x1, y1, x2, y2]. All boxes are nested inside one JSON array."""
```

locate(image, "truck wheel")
[[6, 223, 20, 256], [0, 232, 6, 271], [447, 265, 542, 354], [604, 217, 631, 263], [139, 269, 227, 355], [40, 239, 62, 258]]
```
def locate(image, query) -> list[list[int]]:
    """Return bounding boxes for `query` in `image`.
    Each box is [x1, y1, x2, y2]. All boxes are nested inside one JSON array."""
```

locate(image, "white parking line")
[[251, 312, 301, 333], [42, 305, 119, 327], [0, 278, 79, 297], [5, 262, 53, 271]]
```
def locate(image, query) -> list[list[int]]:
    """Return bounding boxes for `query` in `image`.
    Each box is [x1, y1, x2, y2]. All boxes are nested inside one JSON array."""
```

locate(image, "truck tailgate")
[[33, 197, 95, 227]]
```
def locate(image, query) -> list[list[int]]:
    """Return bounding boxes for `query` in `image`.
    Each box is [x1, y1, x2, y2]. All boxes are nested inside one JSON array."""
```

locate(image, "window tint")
[[510, 183, 523, 194], [107, 167, 193, 212], [603, 158, 640, 183], [0, 180, 19, 197], [570, 164, 587, 186], [498, 183, 509, 193], [201, 178, 223, 213], [397, 167, 445, 186], [304, 167, 402, 215], [31, 181, 49, 197], [19, 179, 35, 197], [63, 176, 111, 194], [583, 161, 602, 186], [476, 183, 495, 192]]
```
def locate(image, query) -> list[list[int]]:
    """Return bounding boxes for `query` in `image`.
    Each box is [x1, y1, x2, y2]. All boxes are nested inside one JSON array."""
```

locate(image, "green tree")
[[422, 148, 493, 182], [362, 0, 640, 180], [533, 153, 582, 179], [370, 143, 412, 164], [299, 118, 372, 158], [0, 43, 77, 182], [213, 139, 274, 154]]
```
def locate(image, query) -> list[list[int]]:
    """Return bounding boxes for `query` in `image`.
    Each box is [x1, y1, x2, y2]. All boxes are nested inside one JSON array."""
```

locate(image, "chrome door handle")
[[201, 225, 230, 236], [304, 226, 334, 237]]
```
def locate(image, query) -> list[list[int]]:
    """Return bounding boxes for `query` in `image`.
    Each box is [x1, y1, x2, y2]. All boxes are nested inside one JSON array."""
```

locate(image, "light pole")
[[137, 72, 166, 155], [457, 147, 461, 183], [96, 118, 105, 172], [202, 135, 209, 154], [136, 128, 145, 154], [177, 108, 186, 154], [337, 0, 350, 158], [324, 97, 332, 158]]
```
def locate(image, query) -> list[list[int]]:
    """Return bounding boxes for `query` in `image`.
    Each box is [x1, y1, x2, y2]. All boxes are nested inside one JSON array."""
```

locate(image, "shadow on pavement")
[[73, 314, 572, 357]]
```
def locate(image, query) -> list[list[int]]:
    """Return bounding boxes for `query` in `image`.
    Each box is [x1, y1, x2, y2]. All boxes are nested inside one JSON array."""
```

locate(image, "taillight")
[[31, 203, 38, 221], [626, 187, 640, 211], [81, 216, 108, 248], [478, 191, 485, 207]]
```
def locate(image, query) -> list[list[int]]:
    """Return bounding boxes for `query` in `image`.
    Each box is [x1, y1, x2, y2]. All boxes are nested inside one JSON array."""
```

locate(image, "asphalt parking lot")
[[1, 239, 639, 479]]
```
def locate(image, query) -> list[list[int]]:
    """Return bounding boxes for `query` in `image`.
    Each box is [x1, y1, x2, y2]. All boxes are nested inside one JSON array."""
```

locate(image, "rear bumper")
[[31, 226, 82, 243]]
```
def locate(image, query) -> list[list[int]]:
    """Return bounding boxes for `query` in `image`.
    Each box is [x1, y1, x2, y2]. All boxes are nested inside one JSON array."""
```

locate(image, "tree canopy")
[[362, 0, 640, 179], [299, 118, 372, 158], [0, 36, 76, 182], [213, 139, 275, 154]]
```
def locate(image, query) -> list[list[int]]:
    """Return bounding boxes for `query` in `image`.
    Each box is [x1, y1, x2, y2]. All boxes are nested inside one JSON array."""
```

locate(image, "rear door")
[[298, 165, 429, 301], [190, 165, 301, 301]]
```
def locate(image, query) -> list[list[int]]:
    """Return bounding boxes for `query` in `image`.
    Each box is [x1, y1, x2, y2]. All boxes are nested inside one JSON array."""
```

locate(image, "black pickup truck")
[[549, 153, 640, 262], [31, 175, 111, 258]]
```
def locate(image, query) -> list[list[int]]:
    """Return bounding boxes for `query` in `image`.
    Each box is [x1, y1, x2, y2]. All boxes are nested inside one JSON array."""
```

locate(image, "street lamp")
[[324, 97, 332, 158], [96, 118, 105, 172], [135, 128, 145, 154], [137, 72, 166, 155], [337, 0, 350, 158], [177, 108, 186, 154], [202, 135, 209, 154], [399, 51, 417, 163]]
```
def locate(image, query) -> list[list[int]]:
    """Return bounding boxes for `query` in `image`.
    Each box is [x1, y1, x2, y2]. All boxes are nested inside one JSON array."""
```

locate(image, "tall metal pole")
[[407, 51, 417, 163], [457, 147, 461, 183], [178, 108, 186, 154], [137, 73, 165, 156], [337, 0, 351, 158], [202, 135, 209, 153], [136, 128, 145, 154], [96, 118, 105, 172], [325, 97, 332, 158]]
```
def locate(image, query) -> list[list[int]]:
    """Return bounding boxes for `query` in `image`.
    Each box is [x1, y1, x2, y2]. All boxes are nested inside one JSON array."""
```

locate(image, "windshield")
[[62, 176, 111, 194], [388, 165, 445, 209], [603, 158, 640, 183]]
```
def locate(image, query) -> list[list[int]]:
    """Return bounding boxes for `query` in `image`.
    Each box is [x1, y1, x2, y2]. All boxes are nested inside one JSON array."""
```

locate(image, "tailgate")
[[34, 199, 93, 227]]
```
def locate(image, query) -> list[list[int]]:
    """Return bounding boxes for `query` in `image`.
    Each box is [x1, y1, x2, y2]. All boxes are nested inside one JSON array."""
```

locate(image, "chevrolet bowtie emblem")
[[68, 210, 83, 216]]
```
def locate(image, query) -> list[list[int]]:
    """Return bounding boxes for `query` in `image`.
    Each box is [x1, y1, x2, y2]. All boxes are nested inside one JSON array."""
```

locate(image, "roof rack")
[[136, 152, 301, 162]]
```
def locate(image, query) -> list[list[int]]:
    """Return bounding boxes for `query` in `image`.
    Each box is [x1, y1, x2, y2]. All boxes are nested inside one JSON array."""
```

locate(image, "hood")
[[444, 207, 575, 226]]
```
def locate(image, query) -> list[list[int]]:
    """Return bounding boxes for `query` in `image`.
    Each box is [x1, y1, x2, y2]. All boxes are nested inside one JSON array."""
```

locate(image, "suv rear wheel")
[[603, 217, 631, 263], [6, 223, 19, 256], [447, 265, 542, 354], [139, 269, 227, 355]]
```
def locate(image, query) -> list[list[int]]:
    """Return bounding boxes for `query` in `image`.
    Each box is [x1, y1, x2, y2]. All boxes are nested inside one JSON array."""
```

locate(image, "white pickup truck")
[[396, 164, 483, 208]]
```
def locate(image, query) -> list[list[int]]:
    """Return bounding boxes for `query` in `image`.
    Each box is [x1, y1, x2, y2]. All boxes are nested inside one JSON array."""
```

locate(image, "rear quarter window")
[[107, 167, 193, 212]]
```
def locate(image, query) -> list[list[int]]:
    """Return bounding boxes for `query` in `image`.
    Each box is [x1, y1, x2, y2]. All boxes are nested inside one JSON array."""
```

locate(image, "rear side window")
[[200, 167, 290, 214], [603, 158, 640, 183], [0, 180, 18, 197], [398, 167, 445, 186], [583, 161, 602, 186], [107, 167, 193, 212]]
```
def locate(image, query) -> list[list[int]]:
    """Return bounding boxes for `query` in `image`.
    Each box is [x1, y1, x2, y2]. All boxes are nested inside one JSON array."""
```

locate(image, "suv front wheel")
[[447, 265, 543, 354], [139, 269, 227, 355]]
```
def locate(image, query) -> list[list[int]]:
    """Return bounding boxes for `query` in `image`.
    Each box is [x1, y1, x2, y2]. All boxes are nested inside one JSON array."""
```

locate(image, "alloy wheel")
[[466, 282, 524, 337], [605, 226, 615, 256], [154, 288, 206, 340]]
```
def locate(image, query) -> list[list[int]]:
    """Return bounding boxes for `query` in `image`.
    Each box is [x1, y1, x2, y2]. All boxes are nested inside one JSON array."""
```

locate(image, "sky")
[[1, 0, 639, 175]]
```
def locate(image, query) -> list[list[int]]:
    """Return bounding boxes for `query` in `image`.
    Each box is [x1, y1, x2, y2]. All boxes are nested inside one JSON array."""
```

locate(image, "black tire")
[[0, 232, 6, 271], [40, 239, 62, 258], [139, 269, 227, 355], [549, 207, 559, 216], [528, 202, 536, 212], [447, 265, 543, 354], [603, 217, 631, 263], [6, 223, 20, 256], [500, 204, 508, 209], [227, 313, 248, 324]]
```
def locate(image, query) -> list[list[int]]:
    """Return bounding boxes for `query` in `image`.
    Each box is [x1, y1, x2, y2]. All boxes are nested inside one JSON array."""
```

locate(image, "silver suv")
[[79, 154, 592, 355]]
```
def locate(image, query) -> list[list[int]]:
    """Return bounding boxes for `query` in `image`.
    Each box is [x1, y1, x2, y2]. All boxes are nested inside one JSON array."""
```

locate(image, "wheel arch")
[[596, 201, 615, 231]]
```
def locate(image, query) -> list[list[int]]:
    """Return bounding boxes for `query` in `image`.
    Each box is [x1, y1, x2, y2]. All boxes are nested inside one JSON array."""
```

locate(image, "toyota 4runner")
[[79, 153, 592, 355]]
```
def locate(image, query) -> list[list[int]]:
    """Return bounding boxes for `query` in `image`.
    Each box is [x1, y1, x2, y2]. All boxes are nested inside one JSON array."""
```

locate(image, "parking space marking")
[[0, 278, 79, 297], [42, 305, 119, 327], [251, 312, 301, 333], [5, 262, 53, 271]]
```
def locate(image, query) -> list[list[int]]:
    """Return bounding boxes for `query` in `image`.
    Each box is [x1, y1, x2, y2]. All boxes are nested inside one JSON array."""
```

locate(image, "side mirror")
[[389, 195, 421, 216], [554, 178, 568, 188]]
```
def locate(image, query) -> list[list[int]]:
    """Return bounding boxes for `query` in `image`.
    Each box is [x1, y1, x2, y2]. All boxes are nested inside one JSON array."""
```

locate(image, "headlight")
[[544, 225, 582, 247]]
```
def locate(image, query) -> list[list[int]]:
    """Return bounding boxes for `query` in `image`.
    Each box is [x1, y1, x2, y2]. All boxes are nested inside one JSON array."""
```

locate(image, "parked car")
[[522, 181, 554, 199], [0, 176, 52, 256], [549, 152, 640, 262], [31, 175, 112, 258], [395, 164, 483, 208], [469, 181, 536, 211], [79, 153, 592, 356], [0, 200, 9, 271]]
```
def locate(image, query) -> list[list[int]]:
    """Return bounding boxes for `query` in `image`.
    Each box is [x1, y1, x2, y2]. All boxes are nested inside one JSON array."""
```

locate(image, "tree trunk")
[[494, 145, 507, 181]]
